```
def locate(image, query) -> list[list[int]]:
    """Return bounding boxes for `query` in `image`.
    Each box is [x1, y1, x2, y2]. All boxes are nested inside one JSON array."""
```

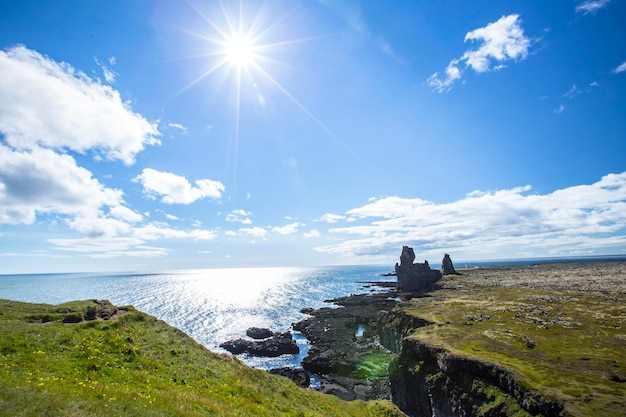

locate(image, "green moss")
[[395, 283, 626, 417], [0, 299, 406, 417]]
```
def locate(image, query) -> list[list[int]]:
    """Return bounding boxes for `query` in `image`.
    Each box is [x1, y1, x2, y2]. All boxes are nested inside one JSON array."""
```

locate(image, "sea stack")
[[394, 246, 442, 292], [441, 253, 460, 275]]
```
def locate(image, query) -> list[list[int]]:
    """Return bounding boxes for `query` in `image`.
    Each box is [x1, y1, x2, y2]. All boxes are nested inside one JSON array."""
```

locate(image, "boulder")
[[441, 254, 460, 275], [246, 327, 274, 339], [220, 332, 299, 357], [394, 246, 442, 292], [269, 367, 311, 388]]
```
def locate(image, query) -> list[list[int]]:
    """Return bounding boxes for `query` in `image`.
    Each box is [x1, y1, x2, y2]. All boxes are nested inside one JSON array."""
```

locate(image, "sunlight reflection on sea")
[[0, 265, 391, 370]]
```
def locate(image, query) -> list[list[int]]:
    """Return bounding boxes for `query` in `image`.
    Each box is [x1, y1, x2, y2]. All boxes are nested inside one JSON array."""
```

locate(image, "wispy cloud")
[[168, 122, 188, 134], [564, 85, 582, 98], [428, 15, 531, 92], [133, 168, 225, 204], [554, 104, 566, 114], [94, 57, 118, 83], [315, 173, 626, 263], [613, 61, 626, 74], [226, 209, 253, 224], [575, 0, 611, 15], [318, 213, 347, 223]]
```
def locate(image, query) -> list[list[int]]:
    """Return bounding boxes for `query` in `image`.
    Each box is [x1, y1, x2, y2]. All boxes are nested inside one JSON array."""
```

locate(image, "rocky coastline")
[[218, 251, 626, 416]]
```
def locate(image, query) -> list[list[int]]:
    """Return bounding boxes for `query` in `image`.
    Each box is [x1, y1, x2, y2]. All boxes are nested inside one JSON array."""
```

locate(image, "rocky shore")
[[216, 253, 625, 416], [295, 259, 626, 416]]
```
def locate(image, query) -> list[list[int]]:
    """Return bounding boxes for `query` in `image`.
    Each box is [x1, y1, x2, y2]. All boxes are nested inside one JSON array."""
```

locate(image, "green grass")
[[0, 299, 405, 417], [355, 353, 394, 380], [396, 283, 626, 417]]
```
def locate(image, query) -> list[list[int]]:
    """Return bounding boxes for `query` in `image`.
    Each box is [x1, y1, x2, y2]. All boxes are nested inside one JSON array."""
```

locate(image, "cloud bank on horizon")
[[316, 173, 626, 263], [0, 0, 625, 272]]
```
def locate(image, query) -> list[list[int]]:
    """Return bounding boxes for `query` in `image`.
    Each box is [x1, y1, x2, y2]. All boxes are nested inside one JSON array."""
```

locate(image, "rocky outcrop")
[[269, 367, 311, 388], [220, 332, 299, 357], [390, 338, 564, 417], [293, 292, 398, 400], [441, 253, 460, 275], [395, 246, 442, 292], [246, 327, 275, 339]]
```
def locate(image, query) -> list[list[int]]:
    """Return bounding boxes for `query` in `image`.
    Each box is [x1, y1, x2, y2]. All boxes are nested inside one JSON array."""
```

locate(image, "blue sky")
[[0, 0, 625, 273]]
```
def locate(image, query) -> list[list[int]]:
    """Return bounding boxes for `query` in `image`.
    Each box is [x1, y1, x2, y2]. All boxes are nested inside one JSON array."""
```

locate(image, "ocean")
[[1, 256, 624, 371], [0, 265, 394, 370]]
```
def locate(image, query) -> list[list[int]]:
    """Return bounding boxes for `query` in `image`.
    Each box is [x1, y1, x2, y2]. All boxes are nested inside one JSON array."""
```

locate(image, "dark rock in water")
[[441, 253, 461, 275], [220, 332, 299, 357], [246, 327, 274, 339], [394, 246, 442, 292], [269, 367, 311, 388], [219, 339, 250, 355]]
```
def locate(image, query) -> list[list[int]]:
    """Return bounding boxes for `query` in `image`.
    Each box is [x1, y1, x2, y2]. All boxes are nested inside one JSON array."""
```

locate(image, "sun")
[[223, 34, 256, 67], [180, 1, 346, 162]]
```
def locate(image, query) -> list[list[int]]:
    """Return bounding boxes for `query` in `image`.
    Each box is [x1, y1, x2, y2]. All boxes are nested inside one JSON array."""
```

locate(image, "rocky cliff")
[[387, 336, 564, 417]]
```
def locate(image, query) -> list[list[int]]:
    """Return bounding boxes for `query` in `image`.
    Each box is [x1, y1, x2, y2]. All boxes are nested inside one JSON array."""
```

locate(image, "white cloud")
[[318, 213, 347, 223], [304, 229, 320, 238], [226, 209, 253, 224], [109, 205, 143, 223], [48, 237, 170, 258], [554, 104, 566, 114], [0, 46, 160, 165], [94, 57, 117, 83], [315, 173, 626, 262], [239, 227, 268, 237], [133, 168, 225, 204], [428, 15, 530, 92], [271, 222, 300, 235], [575, 0, 610, 15], [133, 223, 217, 241], [0, 144, 123, 225], [564, 85, 582, 98], [168, 122, 188, 134], [613, 61, 626, 74], [156, 209, 181, 221]]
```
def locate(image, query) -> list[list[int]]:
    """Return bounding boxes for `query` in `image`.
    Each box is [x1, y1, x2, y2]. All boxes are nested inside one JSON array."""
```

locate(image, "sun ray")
[[180, 0, 356, 187], [250, 62, 355, 156]]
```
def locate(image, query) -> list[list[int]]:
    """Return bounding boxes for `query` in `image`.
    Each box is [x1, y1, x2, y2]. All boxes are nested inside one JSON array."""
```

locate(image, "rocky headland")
[[293, 249, 626, 417]]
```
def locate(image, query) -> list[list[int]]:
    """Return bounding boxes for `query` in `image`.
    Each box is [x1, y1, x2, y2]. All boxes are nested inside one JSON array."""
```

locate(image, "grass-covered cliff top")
[[398, 265, 626, 417], [0, 299, 404, 417]]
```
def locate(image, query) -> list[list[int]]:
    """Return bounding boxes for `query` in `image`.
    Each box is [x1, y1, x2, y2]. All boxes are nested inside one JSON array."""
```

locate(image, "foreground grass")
[[398, 278, 626, 417], [0, 299, 404, 417]]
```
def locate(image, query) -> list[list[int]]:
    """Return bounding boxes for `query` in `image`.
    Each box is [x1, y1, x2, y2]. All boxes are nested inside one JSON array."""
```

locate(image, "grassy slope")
[[0, 299, 404, 417], [398, 277, 626, 417]]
